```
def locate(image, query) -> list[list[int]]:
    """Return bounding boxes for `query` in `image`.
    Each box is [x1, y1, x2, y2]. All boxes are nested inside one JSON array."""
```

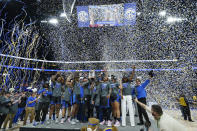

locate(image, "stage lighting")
[[41, 20, 47, 23], [60, 12, 67, 17], [49, 18, 59, 25], [159, 10, 166, 17], [166, 17, 185, 23]]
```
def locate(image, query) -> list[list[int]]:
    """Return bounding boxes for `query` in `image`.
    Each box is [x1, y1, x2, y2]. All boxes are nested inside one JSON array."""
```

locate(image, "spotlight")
[[166, 17, 185, 23], [60, 12, 67, 17], [159, 10, 166, 17], [49, 18, 59, 25], [41, 20, 47, 23]]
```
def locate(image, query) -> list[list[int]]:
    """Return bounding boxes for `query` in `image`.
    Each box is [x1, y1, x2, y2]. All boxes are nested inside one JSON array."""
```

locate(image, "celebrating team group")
[[0, 65, 154, 129]]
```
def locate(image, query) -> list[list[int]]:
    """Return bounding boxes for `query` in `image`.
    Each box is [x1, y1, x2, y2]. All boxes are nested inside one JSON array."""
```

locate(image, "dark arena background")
[[0, 0, 197, 131]]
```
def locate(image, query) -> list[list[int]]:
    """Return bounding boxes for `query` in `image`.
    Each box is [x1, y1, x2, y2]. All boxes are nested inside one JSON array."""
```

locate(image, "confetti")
[[0, 0, 196, 120]]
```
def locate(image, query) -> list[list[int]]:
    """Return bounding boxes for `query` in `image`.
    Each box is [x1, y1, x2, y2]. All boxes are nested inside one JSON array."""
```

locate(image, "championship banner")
[[77, 3, 136, 27]]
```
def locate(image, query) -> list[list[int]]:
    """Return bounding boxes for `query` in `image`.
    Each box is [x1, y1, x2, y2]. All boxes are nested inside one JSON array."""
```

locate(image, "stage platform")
[[20, 118, 158, 131]]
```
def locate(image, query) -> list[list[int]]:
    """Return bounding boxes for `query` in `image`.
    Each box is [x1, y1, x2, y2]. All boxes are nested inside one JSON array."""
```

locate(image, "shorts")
[[61, 100, 72, 109], [110, 94, 121, 103], [100, 96, 110, 108], [72, 94, 81, 104], [50, 96, 61, 105]]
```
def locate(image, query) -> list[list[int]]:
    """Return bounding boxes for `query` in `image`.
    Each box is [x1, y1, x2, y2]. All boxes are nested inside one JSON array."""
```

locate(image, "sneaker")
[[100, 120, 105, 125], [75, 119, 79, 123], [33, 122, 39, 126], [47, 119, 51, 124], [112, 119, 115, 124], [61, 118, 65, 124], [122, 124, 126, 127], [114, 120, 120, 127], [41, 121, 45, 125], [67, 117, 71, 123], [55, 118, 59, 123], [70, 119, 76, 125], [107, 120, 112, 127]]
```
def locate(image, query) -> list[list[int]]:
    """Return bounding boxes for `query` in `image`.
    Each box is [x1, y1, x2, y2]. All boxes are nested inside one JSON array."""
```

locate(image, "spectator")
[[179, 94, 194, 122]]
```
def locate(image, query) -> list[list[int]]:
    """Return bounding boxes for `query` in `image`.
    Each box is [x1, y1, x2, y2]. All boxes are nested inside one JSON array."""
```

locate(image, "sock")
[[114, 117, 117, 121], [117, 118, 120, 122]]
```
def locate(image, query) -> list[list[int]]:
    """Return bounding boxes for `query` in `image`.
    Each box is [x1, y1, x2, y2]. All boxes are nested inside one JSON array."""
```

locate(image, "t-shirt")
[[158, 113, 188, 131], [179, 97, 187, 106], [38, 88, 52, 103], [18, 96, 27, 108], [62, 86, 72, 101], [99, 82, 110, 97], [26, 96, 37, 107], [83, 81, 90, 95], [122, 82, 132, 96], [132, 80, 150, 99], [73, 82, 80, 95], [91, 85, 100, 106], [52, 82, 62, 97], [110, 82, 120, 95]]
